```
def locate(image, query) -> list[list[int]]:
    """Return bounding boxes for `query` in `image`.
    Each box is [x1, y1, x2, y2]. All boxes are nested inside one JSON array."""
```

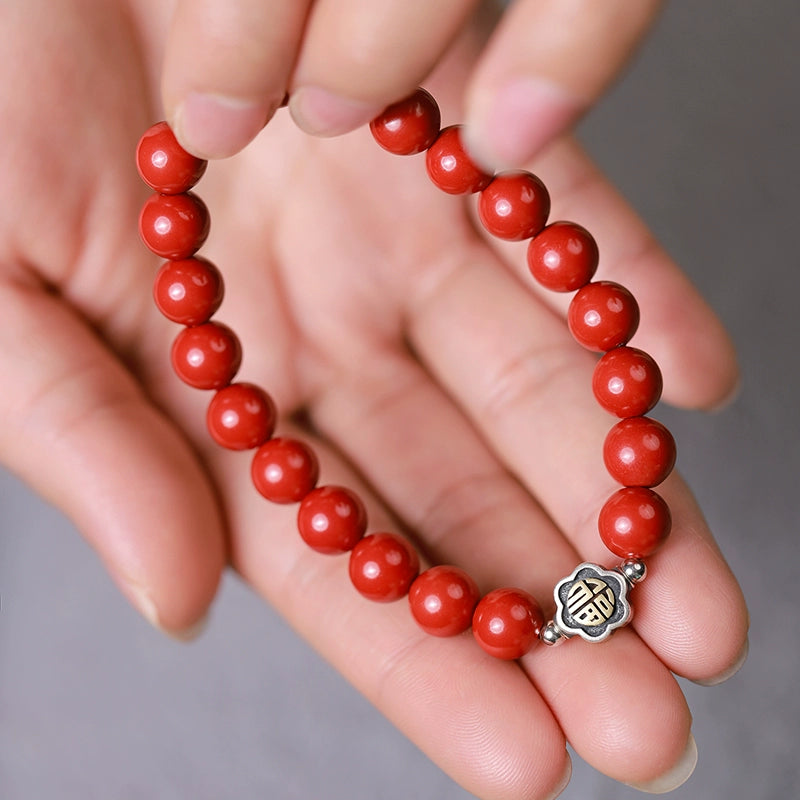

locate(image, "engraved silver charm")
[[550, 562, 633, 643]]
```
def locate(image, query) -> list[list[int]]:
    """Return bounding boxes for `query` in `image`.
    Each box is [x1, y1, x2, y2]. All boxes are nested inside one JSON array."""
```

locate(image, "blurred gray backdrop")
[[2, 1, 798, 798]]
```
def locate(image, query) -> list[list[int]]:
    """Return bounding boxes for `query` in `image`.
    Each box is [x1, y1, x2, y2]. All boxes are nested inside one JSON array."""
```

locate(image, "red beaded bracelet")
[[137, 88, 675, 659]]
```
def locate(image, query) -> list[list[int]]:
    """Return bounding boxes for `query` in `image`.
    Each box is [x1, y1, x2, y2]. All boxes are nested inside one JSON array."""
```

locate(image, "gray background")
[[2, 1, 798, 798]]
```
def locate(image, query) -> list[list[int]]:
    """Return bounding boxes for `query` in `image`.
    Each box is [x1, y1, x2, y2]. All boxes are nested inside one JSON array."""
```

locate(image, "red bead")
[[349, 533, 420, 602], [297, 486, 367, 554], [598, 487, 672, 559], [171, 322, 241, 389], [408, 565, 480, 637], [472, 588, 544, 660], [567, 281, 640, 351], [477, 171, 550, 241], [136, 121, 207, 194], [425, 125, 492, 194], [251, 437, 319, 504], [603, 416, 677, 487], [526, 221, 599, 292], [369, 88, 441, 155], [593, 347, 663, 417], [139, 192, 210, 259], [207, 383, 276, 450], [153, 257, 223, 325]]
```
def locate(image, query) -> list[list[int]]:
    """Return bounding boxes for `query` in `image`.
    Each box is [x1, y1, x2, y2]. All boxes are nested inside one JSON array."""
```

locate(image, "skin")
[[0, 1, 747, 797]]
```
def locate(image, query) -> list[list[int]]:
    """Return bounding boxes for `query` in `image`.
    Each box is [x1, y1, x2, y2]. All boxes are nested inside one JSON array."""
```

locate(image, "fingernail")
[[626, 734, 698, 794], [174, 93, 272, 159], [127, 582, 208, 642], [693, 637, 749, 686], [289, 86, 380, 137], [166, 613, 210, 643], [465, 78, 581, 170], [709, 376, 742, 413], [545, 755, 572, 800]]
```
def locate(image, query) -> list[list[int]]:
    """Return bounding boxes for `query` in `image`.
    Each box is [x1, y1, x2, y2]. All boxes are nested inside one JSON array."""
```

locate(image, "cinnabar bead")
[[598, 487, 672, 559], [251, 437, 319, 504], [297, 485, 367, 554], [408, 565, 480, 637], [171, 322, 241, 389], [603, 416, 677, 487], [425, 125, 492, 194], [369, 88, 441, 155], [477, 171, 550, 241], [568, 281, 640, 351], [593, 347, 663, 417], [136, 121, 207, 194], [349, 533, 420, 602], [153, 257, 223, 325], [526, 221, 599, 292], [472, 588, 544, 660], [207, 383, 276, 450], [139, 192, 210, 259]]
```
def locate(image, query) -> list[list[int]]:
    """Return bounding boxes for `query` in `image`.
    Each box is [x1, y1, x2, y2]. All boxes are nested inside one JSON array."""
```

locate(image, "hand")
[[0, 2, 747, 798], [160, 0, 663, 166]]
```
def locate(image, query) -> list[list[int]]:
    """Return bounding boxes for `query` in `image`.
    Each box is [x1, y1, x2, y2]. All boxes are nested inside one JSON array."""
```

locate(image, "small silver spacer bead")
[[619, 558, 647, 586], [541, 621, 567, 647]]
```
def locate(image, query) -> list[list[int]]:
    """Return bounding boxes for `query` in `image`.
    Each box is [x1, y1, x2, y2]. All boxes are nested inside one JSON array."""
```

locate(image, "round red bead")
[[297, 485, 367, 554], [369, 88, 441, 155], [207, 383, 276, 450], [567, 281, 640, 351], [251, 437, 319, 504], [153, 257, 223, 325], [472, 588, 544, 660], [171, 322, 241, 390], [526, 221, 599, 292], [136, 121, 207, 194], [349, 532, 420, 602], [603, 416, 677, 487], [477, 171, 550, 241], [408, 565, 480, 637], [593, 346, 663, 417], [139, 192, 210, 260], [598, 487, 672, 559], [425, 125, 492, 194]]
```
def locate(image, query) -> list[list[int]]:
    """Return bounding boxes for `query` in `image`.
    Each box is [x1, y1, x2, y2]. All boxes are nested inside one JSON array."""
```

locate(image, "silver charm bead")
[[618, 558, 647, 586], [541, 621, 567, 647]]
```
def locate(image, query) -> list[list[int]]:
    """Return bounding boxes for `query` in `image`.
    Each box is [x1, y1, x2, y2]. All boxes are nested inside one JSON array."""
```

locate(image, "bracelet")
[[136, 88, 675, 659]]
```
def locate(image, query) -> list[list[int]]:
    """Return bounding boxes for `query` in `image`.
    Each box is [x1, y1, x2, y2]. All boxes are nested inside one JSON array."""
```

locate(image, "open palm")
[[0, 3, 747, 798]]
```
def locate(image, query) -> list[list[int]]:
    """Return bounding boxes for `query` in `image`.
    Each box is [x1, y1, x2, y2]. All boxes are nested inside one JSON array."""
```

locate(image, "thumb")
[[0, 280, 226, 637], [161, 0, 311, 159], [464, 0, 663, 168]]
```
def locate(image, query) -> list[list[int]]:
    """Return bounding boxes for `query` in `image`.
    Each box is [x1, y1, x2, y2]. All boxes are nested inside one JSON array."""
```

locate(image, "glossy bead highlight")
[[136, 121, 207, 194], [593, 346, 663, 417], [139, 192, 210, 260], [408, 565, 480, 637], [478, 171, 550, 241], [426, 125, 492, 194], [472, 588, 544, 660], [369, 88, 441, 155], [527, 221, 599, 292], [297, 485, 367, 554], [349, 533, 420, 602], [568, 281, 640, 351], [251, 437, 320, 504], [603, 416, 677, 487], [171, 322, 241, 390], [153, 257, 223, 325], [207, 383, 276, 450], [598, 487, 672, 559]]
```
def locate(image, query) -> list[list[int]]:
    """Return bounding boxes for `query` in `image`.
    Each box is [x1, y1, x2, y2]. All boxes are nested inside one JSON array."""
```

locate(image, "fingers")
[[464, 0, 664, 167], [162, 0, 311, 158], [211, 429, 571, 800], [0, 280, 226, 636], [287, 0, 476, 136], [480, 137, 740, 411]]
